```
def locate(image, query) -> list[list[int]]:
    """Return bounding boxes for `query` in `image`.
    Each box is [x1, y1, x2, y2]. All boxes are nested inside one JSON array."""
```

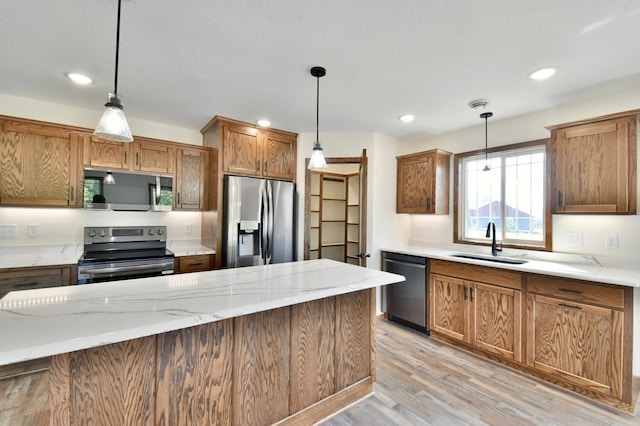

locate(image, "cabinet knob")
[[557, 191, 562, 207], [265, 161, 268, 174], [426, 196, 431, 210], [257, 160, 261, 172]]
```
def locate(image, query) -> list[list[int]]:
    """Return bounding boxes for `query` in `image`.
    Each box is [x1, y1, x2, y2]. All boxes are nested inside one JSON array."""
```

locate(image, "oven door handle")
[[81, 263, 171, 275]]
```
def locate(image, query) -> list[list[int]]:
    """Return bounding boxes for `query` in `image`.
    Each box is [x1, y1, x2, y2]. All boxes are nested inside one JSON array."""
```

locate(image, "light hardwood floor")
[[1, 319, 638, 425], [321, 320, 640, 426]]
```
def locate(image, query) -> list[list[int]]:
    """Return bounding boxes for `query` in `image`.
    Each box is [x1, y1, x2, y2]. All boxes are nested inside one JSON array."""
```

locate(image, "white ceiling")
[[2, 0, 640, 140]]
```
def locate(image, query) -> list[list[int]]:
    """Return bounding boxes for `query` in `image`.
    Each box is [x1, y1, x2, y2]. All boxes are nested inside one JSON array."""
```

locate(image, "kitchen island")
[[0, 259, 404, 425]]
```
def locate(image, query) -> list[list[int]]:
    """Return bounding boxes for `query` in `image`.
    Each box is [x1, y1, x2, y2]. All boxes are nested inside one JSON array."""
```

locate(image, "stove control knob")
[[98, 229, 107, 238], [157, 228, 164, 236], [88, 230, 97, 238], [148, 228, 155, 236]]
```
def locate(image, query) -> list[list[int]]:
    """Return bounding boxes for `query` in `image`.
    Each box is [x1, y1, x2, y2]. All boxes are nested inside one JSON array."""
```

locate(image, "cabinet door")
[[223, 125, 260, 176], [261, 131, 296, 180], [83, 135, 130, 170], [0, 122, 80, 207], [429, 274, 469, 342], [528, 294, 623, 398], [175, 148, 208, 210], [132, 141, 175, 174], [472, 282, 521, 362], [553, 117, 635, 213], [397, 152, 433, 213]]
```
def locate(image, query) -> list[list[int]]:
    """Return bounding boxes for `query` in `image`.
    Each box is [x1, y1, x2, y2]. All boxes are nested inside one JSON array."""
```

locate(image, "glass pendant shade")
[[308, 142, 327, 169], [94, 93, 133, 142], [103, 172, 116, 185]]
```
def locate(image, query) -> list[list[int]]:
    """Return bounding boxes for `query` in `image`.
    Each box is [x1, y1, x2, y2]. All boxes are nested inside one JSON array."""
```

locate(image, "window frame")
[[453, 138, 552, 251]]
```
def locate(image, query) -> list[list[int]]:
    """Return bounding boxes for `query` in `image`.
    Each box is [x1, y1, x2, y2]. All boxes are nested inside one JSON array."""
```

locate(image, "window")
[[454, 140, 550, 250]]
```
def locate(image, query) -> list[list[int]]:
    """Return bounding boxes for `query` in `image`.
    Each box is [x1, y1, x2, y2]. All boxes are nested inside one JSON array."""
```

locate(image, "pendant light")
[[94, 0, 133, 142], [308, 66, 328, 170], [481, 112, 493, 171], [103, 172, 116, 185]]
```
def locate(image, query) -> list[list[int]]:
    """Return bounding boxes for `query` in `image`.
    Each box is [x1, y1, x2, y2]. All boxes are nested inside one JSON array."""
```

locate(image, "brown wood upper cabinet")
[[175, 147, 208, 210], [202, 116, 297, 182], [83, 135, 176, 175], [396, 149, 451, 214], [547, 110, 638, 214], [0, 117, 82, 207]]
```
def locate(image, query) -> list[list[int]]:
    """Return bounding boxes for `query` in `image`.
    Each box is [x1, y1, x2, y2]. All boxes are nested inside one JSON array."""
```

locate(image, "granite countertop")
[[382, 244, 640, 288], [0, 259, 404, 366]]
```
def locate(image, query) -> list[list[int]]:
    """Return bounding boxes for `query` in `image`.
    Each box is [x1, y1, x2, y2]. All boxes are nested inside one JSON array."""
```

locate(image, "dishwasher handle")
[[383, 258, 426, 269]]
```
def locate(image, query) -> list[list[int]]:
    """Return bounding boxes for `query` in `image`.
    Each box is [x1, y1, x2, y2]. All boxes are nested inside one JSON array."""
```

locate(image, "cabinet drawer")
[[527, 274, 624, 310], [177, 255, 213, 273], [0, 267, 71, 298], [430, 259, 522, 290]]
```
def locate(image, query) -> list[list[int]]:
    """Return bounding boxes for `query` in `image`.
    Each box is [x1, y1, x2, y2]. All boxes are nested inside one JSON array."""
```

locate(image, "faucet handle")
[[496, 242, 503, 252]]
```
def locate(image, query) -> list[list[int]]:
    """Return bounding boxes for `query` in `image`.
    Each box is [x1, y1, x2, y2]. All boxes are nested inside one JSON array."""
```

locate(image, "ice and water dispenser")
[[237, 220, 261, 262]]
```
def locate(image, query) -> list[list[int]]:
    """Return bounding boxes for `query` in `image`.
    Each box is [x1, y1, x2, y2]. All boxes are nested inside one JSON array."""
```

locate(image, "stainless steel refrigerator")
[[223, 175, 296, 268]]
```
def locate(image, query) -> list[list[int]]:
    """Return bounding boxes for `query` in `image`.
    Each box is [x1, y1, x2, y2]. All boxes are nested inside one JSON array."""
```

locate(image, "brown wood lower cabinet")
[[526, 274, 630, 405], [0, 264, 76, 299], [428, 259, 636, 414], [174, 254, 215, 273], [48, 289, 375, 425], [429, 260, 522, 362]]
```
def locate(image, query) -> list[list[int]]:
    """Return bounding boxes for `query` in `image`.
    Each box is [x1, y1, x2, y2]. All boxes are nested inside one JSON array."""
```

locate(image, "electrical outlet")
[[27, 224, 39, 238], [0, 224, 17, 239], [566, 232, 583, 246], [605, 234, 618, 250], [185, 223, 192, 234]]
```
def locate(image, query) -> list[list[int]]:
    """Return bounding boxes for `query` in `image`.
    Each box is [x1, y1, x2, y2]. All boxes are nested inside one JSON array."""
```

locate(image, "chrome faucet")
[[485, 221, 502, 256]]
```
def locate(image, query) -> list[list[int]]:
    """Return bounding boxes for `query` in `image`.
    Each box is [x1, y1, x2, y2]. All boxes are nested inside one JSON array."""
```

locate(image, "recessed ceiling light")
[[399, 114, 415, 123], [66, 73, 93, 85], [528, 67, 556, 81], [257, 119, 271, 127], [468, 99, 490, 111]]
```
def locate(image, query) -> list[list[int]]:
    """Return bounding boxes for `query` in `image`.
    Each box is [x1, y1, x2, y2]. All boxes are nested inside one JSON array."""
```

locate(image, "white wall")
[[0, 95, 205, 246], [405, 85, 640, 261], [296, 132, 408, 269]]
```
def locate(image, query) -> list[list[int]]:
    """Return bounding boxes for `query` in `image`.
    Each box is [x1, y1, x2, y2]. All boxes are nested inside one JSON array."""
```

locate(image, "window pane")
[[465, 157, 501, 240], [460, 144, 546, 248]]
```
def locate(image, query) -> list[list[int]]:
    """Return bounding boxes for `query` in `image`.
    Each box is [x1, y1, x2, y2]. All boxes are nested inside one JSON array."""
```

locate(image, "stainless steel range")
[[78, 226, 174, 284]]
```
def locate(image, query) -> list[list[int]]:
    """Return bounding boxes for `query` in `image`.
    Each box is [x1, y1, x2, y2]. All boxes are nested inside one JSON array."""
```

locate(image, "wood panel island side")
[[0, 259, 405, 425]]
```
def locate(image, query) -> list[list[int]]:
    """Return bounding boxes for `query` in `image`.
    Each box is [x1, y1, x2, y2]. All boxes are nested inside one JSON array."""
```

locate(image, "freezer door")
[[224, 176, 265, 268], [267, 180, 296, 264]]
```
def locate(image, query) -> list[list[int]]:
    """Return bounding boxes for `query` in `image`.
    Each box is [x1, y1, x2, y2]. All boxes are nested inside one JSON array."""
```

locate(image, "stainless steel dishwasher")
[[381, 251, 428, 333]]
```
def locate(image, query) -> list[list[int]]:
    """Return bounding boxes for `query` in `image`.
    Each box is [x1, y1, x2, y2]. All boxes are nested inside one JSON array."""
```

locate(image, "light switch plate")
[[0, 224, 17, 239], [566, 231, 583, 245]]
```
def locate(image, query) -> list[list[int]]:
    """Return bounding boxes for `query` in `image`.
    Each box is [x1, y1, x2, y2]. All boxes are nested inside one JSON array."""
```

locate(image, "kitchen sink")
[[451, 253, 528, 265]]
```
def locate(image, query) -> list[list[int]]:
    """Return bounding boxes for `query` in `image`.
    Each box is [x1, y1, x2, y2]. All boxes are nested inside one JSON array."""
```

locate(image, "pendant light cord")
[[114, 0, 122, 95], [480, 112, 493, 170], [315, 74, 320, 145], [484, 115, 488, 164]]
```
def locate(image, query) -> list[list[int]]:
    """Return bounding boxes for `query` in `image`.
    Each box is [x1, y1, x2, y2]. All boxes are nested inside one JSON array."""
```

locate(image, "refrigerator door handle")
[[260, 183, 269, 264], [266, 182, 274, 264]]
